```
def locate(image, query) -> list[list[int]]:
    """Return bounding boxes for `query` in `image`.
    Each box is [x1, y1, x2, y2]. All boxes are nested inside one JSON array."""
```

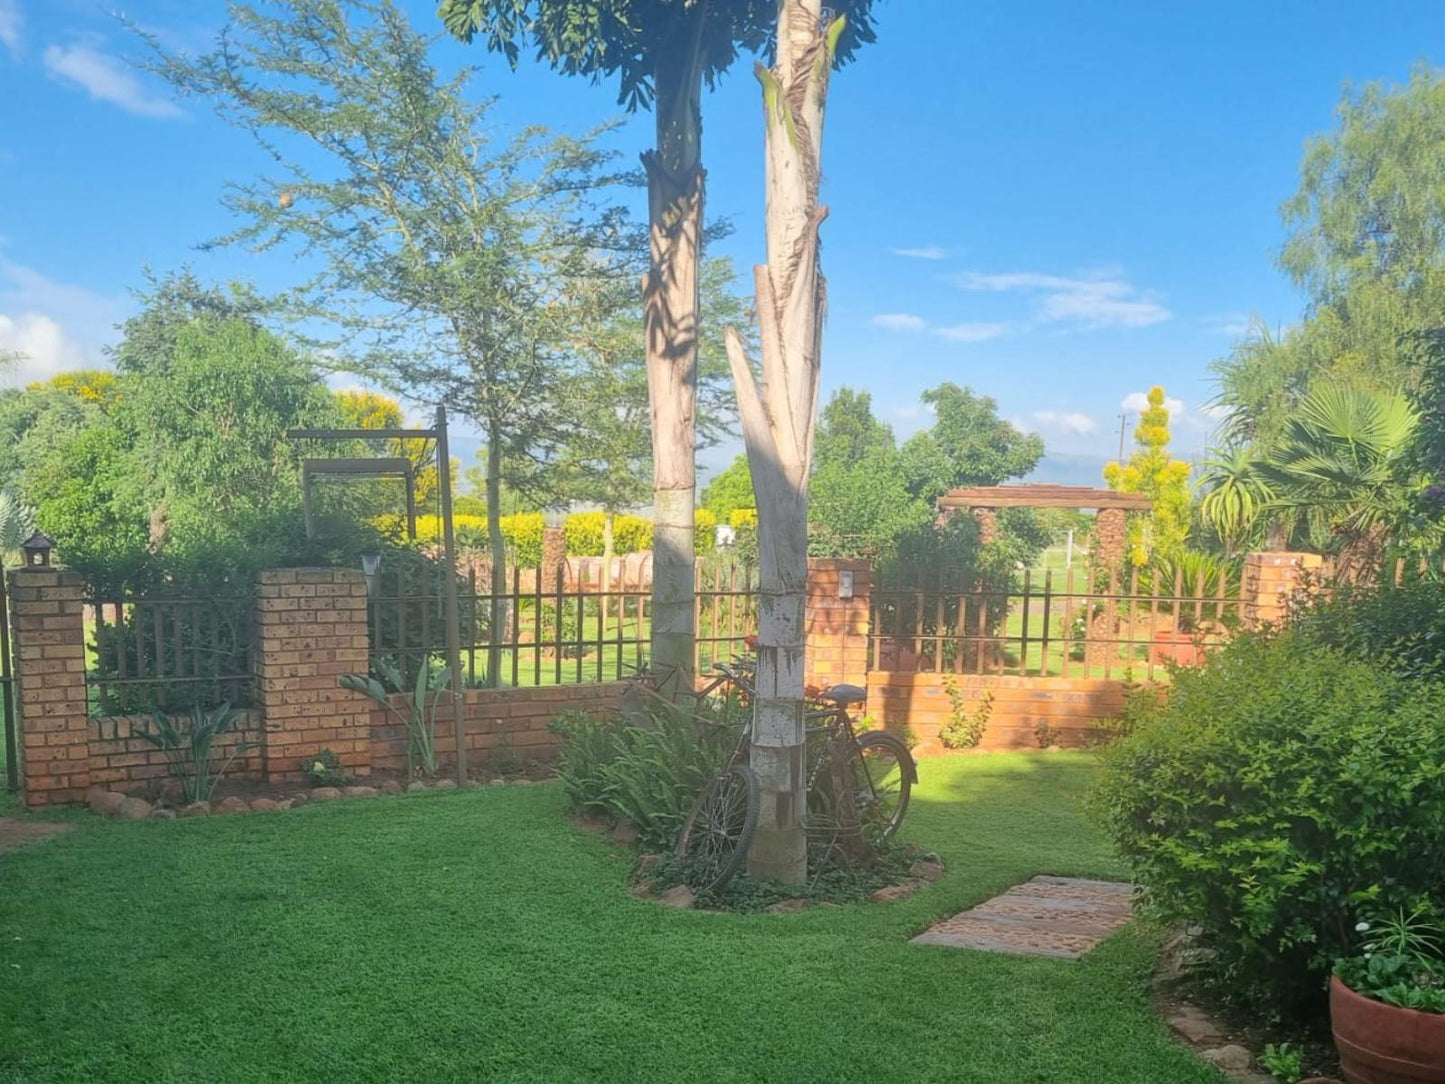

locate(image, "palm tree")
[[1196, 444, 1275, 555], [1256, 385, 1427, 579]]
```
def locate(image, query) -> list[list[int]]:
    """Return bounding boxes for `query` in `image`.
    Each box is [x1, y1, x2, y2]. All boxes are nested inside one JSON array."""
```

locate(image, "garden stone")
[[488, 778, 504, 785], [288, 792, 309, 806], [869, 880, 922, 903], [433, 779, 457, 790], [766, 898, 809, 914], [116, 797, 152, 821], [275, 799, 295, 810], [405, 781, 428, 793], [658, 885, 694, 909], [149, 808, 177, 821], [310, 787, 342, 801], [88, 790, 126, 817], [378, 780, 403, 795], [179, 802, 210, 818], [250, 798, 282, 812], [215, 796, 250, 814], [343, 785, 378, 798], [909, 858, 945, 883], [1200, 1046, 1253, 1073], [635, 853, 663, 875], [609, 819, 639, 846], [1166, 1005, 1222, 1046]]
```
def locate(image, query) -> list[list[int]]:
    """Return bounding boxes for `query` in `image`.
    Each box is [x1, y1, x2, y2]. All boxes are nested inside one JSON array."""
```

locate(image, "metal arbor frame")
[[288, 405, 467, 785]]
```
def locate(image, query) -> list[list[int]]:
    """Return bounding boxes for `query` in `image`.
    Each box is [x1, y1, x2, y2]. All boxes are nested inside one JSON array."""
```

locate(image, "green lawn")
[[0, 754, 1221, 1083]]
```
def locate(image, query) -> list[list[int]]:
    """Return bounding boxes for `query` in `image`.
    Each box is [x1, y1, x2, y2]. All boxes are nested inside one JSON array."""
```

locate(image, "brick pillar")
[[8, 568, 89, 806], [254, 569, 372, 783], [1092, 507, 1128, 570], [973, 508, 999, 545], [1242, 552, 1324, 629], [804, 558, 872, 691]]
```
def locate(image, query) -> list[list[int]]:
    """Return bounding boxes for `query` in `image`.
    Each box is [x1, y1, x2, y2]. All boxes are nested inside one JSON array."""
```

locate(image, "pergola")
[[937, 484, 1153, 569]]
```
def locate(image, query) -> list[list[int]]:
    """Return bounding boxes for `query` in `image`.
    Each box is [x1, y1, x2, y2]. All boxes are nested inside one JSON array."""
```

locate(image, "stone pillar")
[[254, 569, 372, 783], [803, 558, 872, 692], [541, 526, 566, 591], [973, 508, 999, 545], [1092, 507, 1128, 571], [8, 568, 89, 806], [1242, 552, 1324, 629]]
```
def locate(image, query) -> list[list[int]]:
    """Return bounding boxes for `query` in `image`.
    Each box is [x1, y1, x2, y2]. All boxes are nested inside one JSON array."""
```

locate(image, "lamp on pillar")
[[20, 531, 54, 569], [360, 551, 382, 598]]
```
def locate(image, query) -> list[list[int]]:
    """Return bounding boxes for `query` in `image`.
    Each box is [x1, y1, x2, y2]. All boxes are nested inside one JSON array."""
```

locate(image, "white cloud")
[[890, 245, 947, 261], [954, 269, 1171, 330], [0, 1, 21, 58], [43, 42, 185, 119], [933, 321, 1010, 343], [1121, 390, 1186, 418], [1033, 410, 1098, 435], [0, 259, 127, 385], [871, 312, 927, 332]]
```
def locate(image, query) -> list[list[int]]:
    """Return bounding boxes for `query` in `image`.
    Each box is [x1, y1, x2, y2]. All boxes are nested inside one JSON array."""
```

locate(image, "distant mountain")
[[1023, 452, 1114, 488]]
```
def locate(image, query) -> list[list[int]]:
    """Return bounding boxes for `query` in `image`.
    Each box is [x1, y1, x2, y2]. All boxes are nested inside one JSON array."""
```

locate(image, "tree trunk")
[[485, 436, 505, 688], [726, 0, 838, 884], [642, 13, 706, 695]]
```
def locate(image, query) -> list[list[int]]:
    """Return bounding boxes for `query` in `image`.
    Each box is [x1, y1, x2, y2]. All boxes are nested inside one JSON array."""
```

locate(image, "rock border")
[[82, 776, 538, 821]]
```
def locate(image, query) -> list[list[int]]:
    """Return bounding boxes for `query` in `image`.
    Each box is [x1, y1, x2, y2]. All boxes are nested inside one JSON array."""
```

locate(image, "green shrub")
[[562, 512, 653, 556], [500, 513, 545, 566], [1289, 576, 1445, 683], [300, 749, 347, 786], [938, 679, 992, 749], [1092, 632, 1445, 1016], [133, 702, 253, 804], [548, 705, 741, 851]]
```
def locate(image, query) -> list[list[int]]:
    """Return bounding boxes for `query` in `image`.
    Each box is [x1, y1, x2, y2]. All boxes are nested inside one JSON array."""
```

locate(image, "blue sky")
[[2, 0, 1444, 478]]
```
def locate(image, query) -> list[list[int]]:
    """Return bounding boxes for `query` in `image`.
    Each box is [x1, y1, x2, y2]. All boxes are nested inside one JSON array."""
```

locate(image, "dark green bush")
[[1092, 631, 1445, 1016], [1288, 576, 1445, 683], [548, 706, 741, 851]]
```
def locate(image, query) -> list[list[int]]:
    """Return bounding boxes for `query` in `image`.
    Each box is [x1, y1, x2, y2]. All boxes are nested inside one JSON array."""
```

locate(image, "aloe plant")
[[339, 657, 450, 779], [133, 702, 253, 804]]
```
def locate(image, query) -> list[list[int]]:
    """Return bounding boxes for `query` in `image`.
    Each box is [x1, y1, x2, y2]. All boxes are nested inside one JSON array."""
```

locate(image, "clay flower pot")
[[1331, 975, 1445, 1083]]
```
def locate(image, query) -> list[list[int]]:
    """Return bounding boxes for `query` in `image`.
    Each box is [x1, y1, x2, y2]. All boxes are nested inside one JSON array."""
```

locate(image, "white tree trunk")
[[727, 0, 838, 884]]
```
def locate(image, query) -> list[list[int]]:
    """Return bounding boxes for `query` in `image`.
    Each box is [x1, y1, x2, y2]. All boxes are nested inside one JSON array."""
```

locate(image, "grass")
[[0, 753, 1222, 1083]]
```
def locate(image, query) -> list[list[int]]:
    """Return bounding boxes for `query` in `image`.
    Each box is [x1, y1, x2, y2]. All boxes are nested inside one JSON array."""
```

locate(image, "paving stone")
[[910, 875, 1134, 959]]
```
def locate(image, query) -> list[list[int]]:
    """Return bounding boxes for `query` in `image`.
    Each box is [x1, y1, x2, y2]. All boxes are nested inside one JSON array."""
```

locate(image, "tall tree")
[[899, 383, 1044, 504], [1104, 386, 1191, 566], [439, 0, 879, 689], [722, 0, 852, 882], [1214, 68, 1445, 445], [150, 0, 631, 683]]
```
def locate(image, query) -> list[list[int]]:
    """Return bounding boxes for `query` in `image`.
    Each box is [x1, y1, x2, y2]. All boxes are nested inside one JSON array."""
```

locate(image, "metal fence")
[[870, 564, 1241, 682], [86, 592, 254, 716], [368, 560, 761, 689]]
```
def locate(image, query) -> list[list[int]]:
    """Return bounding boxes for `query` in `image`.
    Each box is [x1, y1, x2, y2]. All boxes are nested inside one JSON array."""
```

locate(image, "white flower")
[[1356, 921, 1371, 933]]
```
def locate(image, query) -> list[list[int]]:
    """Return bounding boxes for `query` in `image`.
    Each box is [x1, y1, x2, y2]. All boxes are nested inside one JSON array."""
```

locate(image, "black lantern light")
[[21, 531, 54, 569], [360, 550, 382, 597]]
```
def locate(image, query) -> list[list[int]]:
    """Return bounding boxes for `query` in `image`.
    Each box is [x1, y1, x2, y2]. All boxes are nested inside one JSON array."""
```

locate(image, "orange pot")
[[1331, 975, 1445, 1083]]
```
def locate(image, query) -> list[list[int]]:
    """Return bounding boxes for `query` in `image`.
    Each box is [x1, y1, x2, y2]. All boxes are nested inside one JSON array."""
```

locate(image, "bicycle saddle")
[[820, 683, 866, 706]]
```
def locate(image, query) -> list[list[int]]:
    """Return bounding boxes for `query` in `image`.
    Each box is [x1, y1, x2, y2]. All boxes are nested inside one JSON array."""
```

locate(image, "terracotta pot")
[[1149, 629, 1204, 668], [1331, 975, 1445, 1083]]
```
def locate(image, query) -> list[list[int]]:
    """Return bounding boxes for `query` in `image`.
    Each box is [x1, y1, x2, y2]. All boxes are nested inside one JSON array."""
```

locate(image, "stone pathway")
[[910, 875, 1134, 959], [0, 817, 73, 855]]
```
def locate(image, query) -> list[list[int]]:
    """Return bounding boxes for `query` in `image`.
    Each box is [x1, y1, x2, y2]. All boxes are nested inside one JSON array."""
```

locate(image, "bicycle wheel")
[[851, 731, 915, 842], [675, 764, 760, 892]]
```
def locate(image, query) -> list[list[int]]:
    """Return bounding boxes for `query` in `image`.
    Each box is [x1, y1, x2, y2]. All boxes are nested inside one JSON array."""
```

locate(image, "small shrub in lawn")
[[1092, 631, 1445, 1017]]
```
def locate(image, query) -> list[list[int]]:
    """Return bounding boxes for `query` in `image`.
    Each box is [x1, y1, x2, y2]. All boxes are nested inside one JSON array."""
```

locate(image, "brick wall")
[[86, 712, 264, 794], [1242, 552, 1325, 629], [803, 558, 871, 691], [868, 671, 1128, 754], [253, 569, 372, 784], [8, 569, 89, 806], [369, 683, 621, 774]]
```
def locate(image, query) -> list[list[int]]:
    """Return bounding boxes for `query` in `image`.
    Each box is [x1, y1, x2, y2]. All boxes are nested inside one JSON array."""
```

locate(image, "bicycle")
[[676, 668, 917, 893]]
